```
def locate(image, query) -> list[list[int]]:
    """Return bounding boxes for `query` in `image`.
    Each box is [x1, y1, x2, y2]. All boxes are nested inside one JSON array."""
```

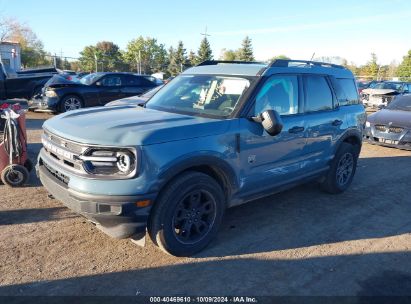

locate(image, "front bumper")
[[36, 159, 155, 239], [28, 96, 59, 112], [364, 126, 411, 151]]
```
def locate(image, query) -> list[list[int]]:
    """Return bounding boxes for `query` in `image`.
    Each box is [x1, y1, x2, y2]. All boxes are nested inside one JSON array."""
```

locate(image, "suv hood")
[[43, 106, 230, 146], [368, 109, 411, 128], [45, 75, 83, 89], [362, 88, 397, 95]]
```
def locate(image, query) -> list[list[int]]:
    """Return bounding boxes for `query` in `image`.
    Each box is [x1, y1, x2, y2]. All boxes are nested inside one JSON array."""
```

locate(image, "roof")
[[183, 60, 354, 79], [182, 63, 267, 77]]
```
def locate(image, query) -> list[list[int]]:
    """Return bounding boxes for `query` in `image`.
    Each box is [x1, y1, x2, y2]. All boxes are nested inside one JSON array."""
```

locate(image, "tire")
[[60, 95, 83, 113], [24, 159, 33, 173], [1, 164, 29, 187], [320, 143, 359, 194], [148, 171, 225, 257]]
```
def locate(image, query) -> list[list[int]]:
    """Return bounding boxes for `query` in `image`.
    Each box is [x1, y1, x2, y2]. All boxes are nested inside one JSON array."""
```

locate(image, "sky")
[[1, 0, 410, 65]]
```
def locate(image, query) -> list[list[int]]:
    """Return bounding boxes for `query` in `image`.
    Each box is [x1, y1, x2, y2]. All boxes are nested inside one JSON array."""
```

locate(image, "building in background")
[[0, 42, 21, 71]]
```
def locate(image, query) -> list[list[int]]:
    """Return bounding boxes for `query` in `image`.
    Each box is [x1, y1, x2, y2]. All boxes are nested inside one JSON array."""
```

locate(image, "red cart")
[[0, 103, 32, 187]]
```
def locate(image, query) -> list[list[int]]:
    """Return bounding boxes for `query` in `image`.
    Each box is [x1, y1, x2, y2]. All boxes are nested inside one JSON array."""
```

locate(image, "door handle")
[[332, 119, 343, 126], [288, 126, 305, 133]]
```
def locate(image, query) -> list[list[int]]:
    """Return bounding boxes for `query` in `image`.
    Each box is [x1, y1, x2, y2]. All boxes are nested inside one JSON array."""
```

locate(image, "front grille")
[[375, 125, 387, 132], [374, 125, 403, 133], [42, 130, 87, 173], [44, 129, 84, 154], [389, 127, 403, 133]]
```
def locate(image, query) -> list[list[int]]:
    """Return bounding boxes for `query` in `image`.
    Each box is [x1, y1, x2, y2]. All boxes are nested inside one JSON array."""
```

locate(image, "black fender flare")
[[151, 155, 239, 202], [334, 128, 363, 155]]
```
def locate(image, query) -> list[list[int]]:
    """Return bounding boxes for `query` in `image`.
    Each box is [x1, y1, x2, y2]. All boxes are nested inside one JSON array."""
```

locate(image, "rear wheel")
[[148, 171, 225, 257], [60, 95, 83, 112], [320, 143, 359, 194]]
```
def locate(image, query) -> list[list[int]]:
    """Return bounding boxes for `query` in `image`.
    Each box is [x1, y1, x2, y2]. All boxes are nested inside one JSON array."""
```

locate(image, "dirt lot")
[[1, 110, 411, 296]]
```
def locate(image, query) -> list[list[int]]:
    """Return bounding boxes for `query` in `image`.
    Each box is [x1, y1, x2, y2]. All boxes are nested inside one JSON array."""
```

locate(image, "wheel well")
[[162, 165, 232, 205], [342, 135, 362, 154]]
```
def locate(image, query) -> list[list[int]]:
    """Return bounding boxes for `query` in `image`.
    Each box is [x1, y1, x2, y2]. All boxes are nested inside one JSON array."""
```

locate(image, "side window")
[[101, 76, 122, 87], [122, 75, 141, 86], [254, 75, 299, 115], [304, 76, 333, 112], [336, 78, 359, 106]]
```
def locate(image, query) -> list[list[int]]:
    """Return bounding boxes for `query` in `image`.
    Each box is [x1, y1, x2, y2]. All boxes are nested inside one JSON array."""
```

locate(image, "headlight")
[[79, 148, 137, 178], [45, 90, 57, 98], [365, 121, 371, 128]]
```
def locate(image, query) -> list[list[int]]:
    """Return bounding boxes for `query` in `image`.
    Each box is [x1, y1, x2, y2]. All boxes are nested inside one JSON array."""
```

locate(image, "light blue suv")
[[37, 60, 366, 256]]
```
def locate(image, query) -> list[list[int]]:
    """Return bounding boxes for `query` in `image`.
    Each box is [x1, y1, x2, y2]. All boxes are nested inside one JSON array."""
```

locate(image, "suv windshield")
[[146, 75, 252, 118], [387, 96, 411, 111], [80, 73, 101, 85]]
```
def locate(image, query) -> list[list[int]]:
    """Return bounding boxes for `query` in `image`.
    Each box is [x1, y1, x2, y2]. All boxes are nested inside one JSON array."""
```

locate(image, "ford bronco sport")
[[37, 59, 366, 256]]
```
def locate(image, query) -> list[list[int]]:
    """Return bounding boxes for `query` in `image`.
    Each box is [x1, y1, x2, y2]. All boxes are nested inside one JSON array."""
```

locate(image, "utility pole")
[[200, 26, 211, 40], [94, 52, 98, 72], [139, 50, 142, 74]]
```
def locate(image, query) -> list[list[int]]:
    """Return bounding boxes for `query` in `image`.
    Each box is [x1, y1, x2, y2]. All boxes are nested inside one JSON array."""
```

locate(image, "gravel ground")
[[0, 110, 411, 296]]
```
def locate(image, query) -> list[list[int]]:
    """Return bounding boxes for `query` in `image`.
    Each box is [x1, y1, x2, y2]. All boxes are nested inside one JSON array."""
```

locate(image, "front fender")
[[149, 153, 240, 199]]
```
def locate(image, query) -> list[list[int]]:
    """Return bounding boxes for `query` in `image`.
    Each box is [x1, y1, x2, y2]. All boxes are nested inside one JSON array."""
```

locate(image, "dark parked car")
[[365, 95, 411, 150], [28, 72, 158, 113], [0, 63, 56, 100], [105, 85, 163, 107]]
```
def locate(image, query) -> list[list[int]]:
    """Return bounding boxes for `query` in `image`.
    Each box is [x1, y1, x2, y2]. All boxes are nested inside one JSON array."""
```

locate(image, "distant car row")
[[28, 72, 163, 113], [356, 80, 411, 109]]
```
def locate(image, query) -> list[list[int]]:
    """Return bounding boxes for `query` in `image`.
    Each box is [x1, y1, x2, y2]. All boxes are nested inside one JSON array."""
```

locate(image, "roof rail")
[[269, 59, 346, 70], [197, 60, 266, 66]]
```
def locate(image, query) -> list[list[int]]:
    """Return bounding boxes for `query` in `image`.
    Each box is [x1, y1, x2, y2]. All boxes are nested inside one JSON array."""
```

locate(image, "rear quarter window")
[[335, 78, 360, 106], [304, 75, 333, 112]]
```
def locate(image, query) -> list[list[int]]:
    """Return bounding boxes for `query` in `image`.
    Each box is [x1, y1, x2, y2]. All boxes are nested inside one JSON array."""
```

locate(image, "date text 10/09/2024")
[[149, 297, 258, 303]]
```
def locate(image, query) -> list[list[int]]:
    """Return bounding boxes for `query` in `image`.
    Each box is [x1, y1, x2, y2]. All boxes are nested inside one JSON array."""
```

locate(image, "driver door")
[[239, 74, 308, 197], [97, 75, 125, 104]]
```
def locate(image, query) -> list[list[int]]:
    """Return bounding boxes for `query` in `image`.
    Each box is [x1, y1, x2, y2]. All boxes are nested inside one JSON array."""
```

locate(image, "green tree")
[[168, 41, 187, 76], [360, 53, 379, 79], [95, 41, 123, 71], [269, 55, 291, 62], [397, 50, 411, 81], [187, 50, 197, 67], [78, 41, 124, 72], [79, 45, 97, 72], [220, 48, 238, 61], [123, 36, 168, 74], [197, 37, 213, 64], [237, 36, 254, 61]]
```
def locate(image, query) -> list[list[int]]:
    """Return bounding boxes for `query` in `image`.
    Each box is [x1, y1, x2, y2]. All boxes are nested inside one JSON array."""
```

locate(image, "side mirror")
[[252, 110, 283, 136], [95, 81, 102, 86]]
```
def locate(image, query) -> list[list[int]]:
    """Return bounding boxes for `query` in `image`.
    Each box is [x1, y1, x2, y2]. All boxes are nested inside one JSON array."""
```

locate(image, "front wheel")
[[320, 143, 359, 194], [60, 95, 83, 112], [148, 171, 225, 257]]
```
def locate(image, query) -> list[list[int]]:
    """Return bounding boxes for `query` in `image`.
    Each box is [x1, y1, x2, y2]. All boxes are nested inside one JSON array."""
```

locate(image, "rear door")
[[97, 75, 125, 104], [302, 75, 344, 171], [121, 75, 156, 97]]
